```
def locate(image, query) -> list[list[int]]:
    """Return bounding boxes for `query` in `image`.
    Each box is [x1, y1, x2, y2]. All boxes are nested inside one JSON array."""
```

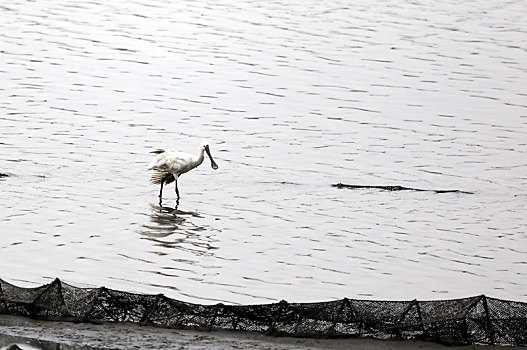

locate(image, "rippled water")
[[1, 0, 526, 304]]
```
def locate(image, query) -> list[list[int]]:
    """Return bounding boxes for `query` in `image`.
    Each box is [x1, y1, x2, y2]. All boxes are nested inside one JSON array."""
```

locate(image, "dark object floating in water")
[[0, 278, 525, 346], [332, 183, 473, 194], [0, 173, 8, 178]]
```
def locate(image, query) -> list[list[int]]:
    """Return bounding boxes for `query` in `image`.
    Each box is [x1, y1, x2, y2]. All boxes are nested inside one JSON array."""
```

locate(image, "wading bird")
[[148, 141, 218, 204]]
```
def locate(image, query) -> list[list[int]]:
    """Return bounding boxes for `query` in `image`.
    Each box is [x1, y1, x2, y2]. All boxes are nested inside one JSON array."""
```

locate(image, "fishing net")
[[0, 278, 525, 346]]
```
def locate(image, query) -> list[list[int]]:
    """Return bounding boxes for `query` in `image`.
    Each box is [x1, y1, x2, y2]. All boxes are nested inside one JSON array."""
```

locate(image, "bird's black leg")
[[158, 181, 164, 206], [159, 175, 170, 206], [175, 178, 180, 199]]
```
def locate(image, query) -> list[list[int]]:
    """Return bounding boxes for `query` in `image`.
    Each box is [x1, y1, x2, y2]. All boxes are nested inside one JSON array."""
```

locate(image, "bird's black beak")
[[205, 145, 218, 170]]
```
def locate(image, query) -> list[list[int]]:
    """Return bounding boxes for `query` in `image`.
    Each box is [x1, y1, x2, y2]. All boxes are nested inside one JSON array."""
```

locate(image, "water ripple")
[[0, 0, 526, 304]]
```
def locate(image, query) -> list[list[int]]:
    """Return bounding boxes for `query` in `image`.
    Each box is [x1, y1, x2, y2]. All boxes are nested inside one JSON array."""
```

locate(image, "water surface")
[[1, 0, 526, 304]]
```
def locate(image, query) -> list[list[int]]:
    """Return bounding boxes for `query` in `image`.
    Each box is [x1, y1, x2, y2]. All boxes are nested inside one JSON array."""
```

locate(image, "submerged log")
[[332, 183, 473, 194]]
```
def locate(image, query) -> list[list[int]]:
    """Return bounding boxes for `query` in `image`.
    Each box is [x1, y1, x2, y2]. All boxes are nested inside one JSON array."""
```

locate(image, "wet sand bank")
[[0, 315, 519, 350]]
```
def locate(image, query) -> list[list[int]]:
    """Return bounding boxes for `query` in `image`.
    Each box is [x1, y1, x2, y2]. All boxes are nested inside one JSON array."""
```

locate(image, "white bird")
[[148, 141, 218, 204]]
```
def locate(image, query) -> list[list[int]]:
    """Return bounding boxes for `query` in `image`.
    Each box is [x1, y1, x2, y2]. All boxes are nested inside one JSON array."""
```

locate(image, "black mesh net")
[[1, 278, 525, 346]]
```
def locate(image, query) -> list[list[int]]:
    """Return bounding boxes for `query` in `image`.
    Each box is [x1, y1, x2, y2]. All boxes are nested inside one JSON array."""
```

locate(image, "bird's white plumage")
[[148, 141, 217, 188], [149, 149, 204, 182]]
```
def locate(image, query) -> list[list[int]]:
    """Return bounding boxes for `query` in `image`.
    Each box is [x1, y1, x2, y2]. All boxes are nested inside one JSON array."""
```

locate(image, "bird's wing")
[[165, 151, 194, 169], [151, 151, 193, 170]]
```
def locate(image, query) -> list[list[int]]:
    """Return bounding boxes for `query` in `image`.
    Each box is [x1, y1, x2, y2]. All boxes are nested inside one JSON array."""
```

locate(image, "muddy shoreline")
[[0, 315, 520, 350]]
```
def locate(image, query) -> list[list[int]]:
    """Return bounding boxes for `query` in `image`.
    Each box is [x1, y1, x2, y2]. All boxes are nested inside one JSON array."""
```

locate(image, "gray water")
[[1, 0, 526, 304]]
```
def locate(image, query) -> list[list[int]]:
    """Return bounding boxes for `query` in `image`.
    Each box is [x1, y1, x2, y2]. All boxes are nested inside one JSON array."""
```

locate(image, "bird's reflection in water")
[[138, 202, 218, 255]]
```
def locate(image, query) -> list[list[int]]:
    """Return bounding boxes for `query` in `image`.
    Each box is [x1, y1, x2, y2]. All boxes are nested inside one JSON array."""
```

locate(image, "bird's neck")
[[194, 147, 205, 166]]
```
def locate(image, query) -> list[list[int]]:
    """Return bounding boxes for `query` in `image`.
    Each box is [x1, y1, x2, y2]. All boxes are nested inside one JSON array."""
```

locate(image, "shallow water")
[[1, 0, 526, 304]]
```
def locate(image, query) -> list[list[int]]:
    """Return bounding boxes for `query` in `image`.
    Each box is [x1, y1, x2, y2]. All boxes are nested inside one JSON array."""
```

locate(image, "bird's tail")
[[150, 170, 175, 185]]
